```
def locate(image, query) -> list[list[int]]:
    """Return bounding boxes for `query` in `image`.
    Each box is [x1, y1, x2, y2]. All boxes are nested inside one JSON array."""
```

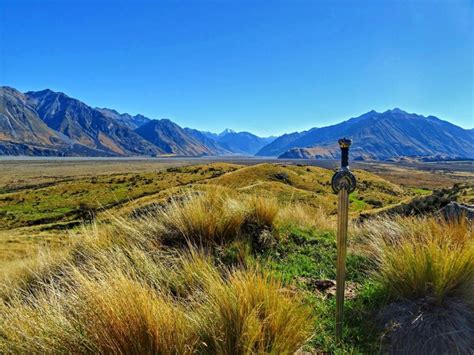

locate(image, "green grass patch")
[[0, 165, 236, 229], [349, 192, 367, 211], [411, 188, 432, 195], [257, 226, 381, 352]]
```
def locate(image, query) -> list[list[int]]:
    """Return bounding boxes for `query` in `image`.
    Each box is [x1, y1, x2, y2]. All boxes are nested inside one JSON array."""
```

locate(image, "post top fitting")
[[338, 138, 352, 149]]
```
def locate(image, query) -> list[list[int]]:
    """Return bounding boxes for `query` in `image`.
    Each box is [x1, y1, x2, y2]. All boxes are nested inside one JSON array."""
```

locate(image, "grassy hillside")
[[0, 163, 412, 261], [0, 161, 472, 353], [0, 163, 240, 230]]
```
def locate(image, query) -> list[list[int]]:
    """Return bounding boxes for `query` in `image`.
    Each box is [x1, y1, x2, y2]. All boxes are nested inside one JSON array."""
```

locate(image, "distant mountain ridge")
[[0, 87, 111, 156], [257, 108, 474, 160], [96, 108, 150, 130], [24, 89, 163, 156], [0, 86, 275, 157], [182, 128, 234, 155], [135, 119, 216, 156], [1, 86, 472, 159], [196, 129, 275, 155], [256, 130, 314, 157]]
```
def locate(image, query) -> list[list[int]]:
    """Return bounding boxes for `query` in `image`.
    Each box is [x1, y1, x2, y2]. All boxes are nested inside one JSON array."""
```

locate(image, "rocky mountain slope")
[[25, 89, 163, 156], [135, 119, 218, 156], [0, 87, 65, 151], [96, 108, 150, 130], [257, 109, 474, 160], [1, 86, 472, 160], [0, 87, 105, 156]]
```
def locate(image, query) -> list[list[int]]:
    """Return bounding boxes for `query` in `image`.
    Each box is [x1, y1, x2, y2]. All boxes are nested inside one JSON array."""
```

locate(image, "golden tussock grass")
[[0, 251, 315, 354], [201, 270, 315, 354], [155, 191, 282, 247], [276, 203, 336, 231], [362, 216, 473, 305], [0, 191, 316, 353], [158, 191, 246, 246], [245, 195, 280, 228]]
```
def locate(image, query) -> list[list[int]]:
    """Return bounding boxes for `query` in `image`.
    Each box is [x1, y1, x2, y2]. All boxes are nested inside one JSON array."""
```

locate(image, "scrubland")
[[0, 161, 472, 353]]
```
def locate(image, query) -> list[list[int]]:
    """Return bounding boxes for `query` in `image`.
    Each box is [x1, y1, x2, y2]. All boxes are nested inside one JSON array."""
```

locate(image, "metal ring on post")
[[331, 170, 356, 194]]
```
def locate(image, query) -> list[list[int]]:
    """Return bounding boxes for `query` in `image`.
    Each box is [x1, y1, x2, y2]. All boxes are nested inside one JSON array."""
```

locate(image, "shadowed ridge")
[[24, 89, 164, 156]]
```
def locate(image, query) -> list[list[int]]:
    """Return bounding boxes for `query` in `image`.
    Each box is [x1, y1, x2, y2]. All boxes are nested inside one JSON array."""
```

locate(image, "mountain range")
[[257, 108, 474, 160], [1, 86, 472, 160], [0, 87, 272, 157]]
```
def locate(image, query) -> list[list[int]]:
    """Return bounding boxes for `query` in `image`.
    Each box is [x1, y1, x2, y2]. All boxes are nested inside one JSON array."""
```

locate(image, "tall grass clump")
[[0, 269, 199, 354], [0, 216, 315, 353], [158, 190, 247, 246], [201, 270, 315, 354], [245, 195, 279, 228], [360, 216, 474, 353], [363, 216, 473, 305], [157, 191, 281, 249]]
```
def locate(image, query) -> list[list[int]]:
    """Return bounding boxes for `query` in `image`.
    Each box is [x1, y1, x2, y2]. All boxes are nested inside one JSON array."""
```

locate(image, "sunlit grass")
[[0, 248, 315, 353], [0, 190, 316, 353], [1, 162, 472, 353], [276, 203, 336, 231], [362, 216, 473, 305]]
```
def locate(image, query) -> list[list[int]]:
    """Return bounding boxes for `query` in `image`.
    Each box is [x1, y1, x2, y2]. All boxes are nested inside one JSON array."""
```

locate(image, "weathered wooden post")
[[331, 138, 356, 342]]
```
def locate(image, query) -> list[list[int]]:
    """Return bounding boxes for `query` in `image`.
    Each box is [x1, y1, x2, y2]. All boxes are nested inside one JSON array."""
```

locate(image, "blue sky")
[[1, 0, 472, 135]]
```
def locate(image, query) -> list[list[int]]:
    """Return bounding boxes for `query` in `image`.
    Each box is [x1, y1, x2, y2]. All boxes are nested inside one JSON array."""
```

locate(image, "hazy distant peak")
[[219, 128, 236, 136], [387, 107, 404, 113]]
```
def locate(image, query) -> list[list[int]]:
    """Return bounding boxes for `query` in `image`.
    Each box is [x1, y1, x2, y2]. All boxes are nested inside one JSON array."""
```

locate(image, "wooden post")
[[331, 138, 356, 342]]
